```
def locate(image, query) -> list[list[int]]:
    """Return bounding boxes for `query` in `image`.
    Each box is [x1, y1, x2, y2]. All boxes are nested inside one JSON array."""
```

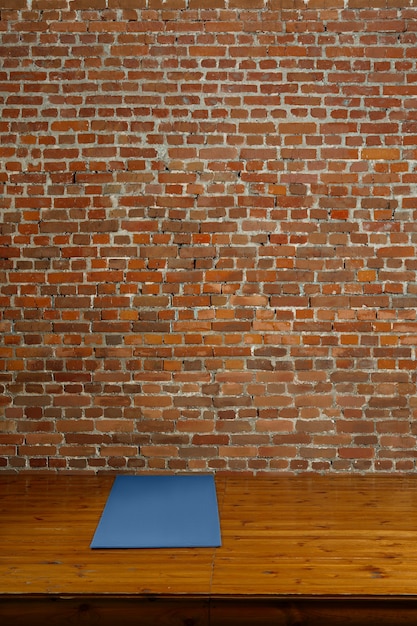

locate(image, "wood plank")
[[0, 475, 216, 596], [3, 473, 417, 625], [3, 597, 417, 626], [210, 599, 417, 626], [211, 475, 417, 596], [0, 597, 209, 626], [211, 559, 417, 596]]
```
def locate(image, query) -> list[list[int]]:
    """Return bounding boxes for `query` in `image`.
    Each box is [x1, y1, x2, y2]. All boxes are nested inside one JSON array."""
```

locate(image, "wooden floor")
[[2, 474, 417, 625]]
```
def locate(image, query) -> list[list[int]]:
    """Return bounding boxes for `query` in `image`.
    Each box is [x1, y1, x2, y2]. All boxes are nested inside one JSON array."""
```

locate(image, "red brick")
[[108, 0, 146, 6], [1, 1, 416, 475], [338, 448, 375, 460]]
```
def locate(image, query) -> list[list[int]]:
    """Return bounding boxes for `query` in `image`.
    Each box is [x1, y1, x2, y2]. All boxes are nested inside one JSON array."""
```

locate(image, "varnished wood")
[[0, 475, 217, 596], [212, 475, 417, 597], [2, 474, 417, 624]]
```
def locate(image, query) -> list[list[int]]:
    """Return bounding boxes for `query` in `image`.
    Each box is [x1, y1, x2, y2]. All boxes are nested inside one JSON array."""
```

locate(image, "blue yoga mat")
[[90, 474, 221, 549]]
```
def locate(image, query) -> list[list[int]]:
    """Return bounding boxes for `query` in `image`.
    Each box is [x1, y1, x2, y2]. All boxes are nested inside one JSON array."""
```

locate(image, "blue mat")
[[90, 474, 221, 549]]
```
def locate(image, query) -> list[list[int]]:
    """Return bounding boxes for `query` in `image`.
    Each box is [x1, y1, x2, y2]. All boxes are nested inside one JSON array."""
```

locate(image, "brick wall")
[[2, 0, 417, 473]]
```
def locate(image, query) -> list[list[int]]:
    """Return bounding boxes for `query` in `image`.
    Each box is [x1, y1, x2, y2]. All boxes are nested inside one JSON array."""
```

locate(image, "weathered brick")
[[1, 1, 416, 474]]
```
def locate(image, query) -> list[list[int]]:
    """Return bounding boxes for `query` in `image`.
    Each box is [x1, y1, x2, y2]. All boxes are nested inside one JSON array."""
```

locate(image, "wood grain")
[[2, 474, 417, 624], [212, 475, 417, 596], [0, 475, 215, 596]]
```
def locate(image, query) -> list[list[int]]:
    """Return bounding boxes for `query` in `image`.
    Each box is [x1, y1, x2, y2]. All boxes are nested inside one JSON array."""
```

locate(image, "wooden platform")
[[2, 474, 417, 625]]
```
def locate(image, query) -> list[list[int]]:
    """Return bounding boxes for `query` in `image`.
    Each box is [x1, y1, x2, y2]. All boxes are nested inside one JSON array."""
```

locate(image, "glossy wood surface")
[[2, 474, 417, 624], [0, 474, 218, 596], [212, 475, 417, 596]]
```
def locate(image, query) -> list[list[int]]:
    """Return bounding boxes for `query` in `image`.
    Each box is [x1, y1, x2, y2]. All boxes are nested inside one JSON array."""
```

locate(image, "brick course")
[[1, 0, 417, 473]]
